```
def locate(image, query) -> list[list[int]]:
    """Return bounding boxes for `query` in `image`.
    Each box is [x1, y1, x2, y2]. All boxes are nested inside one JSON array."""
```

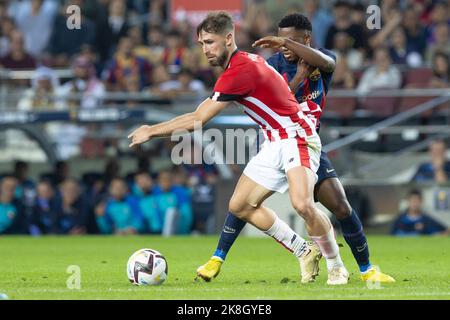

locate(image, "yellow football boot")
[[196, 257, 223, 282], [361, 266, 396, 283]]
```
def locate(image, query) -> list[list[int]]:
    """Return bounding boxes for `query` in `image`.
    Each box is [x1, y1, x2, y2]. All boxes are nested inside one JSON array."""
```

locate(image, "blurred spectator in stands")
[[149, 64, 172, 96], [146, 26, 165, 64], [325, 1, 366, 53], [0, 0, 7, 20], [332, 54, 355, 89], [402, 5, 427, 57], [429, 51, 450, 89], [171, 167, 193, 235], [103, 158, 121, 187], [425, 23, 450, 64], [0, 176, 25, 234], [413, 139, 450, 184], [262, 0, 301, 25], [13, 160, 36, 210], [56, 56, 105, 110], [388, 27, 423, 67], [132, 170, 153, 198], [350, 3, 371, 40], [132, 170, 163, 234], [426, 1, 449, 44], [8, 0, 58, 58], [41, 161, 70, 187], [153, 170, 191, 235], [356, 47, 402, 96], [191, 172, 216, 234], [46, 0, 96, 68], [82, 0, 108, 23], [0, 30, 36, 69], [162, 29, 189, 75], [368, 8, 403, 54], [96, 0, 129, 62], [95, 177, 143, 235], [243, 0, 273, 43], [183, 46, 217, 88], [303, 0, 334, 48], [332, 32, 364, 70], [29, 180, 56, 235], [149, 0, 168, 25], [153, 68, 205, 100], [392, 189, 449, 236], [54, 178, 87, 235], [104, 36, 152, 91], [0, 16, 15, 58], [18, 66, 60, 110]]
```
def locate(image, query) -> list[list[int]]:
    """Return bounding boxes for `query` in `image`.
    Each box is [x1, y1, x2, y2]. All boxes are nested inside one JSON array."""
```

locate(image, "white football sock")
[[264, 216, 307, 258], [310, 226, 344, 271]]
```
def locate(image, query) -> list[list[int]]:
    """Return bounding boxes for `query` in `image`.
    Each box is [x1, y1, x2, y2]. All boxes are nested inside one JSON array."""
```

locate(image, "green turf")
[[0, 235, 449, 300]]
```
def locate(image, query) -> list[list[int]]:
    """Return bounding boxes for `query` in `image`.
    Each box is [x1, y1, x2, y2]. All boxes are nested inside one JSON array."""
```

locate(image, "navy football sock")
[[338, 210, 372, 273], [213, 212, 247, 260]]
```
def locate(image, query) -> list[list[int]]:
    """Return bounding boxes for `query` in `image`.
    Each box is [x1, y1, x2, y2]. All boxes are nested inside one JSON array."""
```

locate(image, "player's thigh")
[[315, 177, 352, 220], [286, 166, 316, 215], [229, 173, 274, 214]]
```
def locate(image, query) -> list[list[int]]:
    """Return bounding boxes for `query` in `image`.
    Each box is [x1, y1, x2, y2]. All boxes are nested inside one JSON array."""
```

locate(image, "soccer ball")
[[127, 248, 168, 286]]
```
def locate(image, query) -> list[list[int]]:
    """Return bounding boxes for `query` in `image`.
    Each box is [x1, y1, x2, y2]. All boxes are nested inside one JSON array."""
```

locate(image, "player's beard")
[[207, 45, 229, 68]]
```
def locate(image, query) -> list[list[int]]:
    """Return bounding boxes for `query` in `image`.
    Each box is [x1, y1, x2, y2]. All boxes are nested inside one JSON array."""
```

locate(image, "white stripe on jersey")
[[211, 92, 220, 101], [244, 96, 302, 131]]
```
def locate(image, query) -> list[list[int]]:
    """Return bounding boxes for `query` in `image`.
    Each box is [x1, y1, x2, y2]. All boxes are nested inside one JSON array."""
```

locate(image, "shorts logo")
[[326, 169, 335, 174], [289, 158, 294, 163]]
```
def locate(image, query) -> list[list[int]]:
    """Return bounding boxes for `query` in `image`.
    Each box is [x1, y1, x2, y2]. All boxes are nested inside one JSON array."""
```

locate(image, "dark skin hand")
[[252, 36, 335, 73]]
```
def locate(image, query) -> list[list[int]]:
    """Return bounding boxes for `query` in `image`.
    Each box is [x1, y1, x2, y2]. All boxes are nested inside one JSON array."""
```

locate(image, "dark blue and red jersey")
[[267, 48, 336, 129]]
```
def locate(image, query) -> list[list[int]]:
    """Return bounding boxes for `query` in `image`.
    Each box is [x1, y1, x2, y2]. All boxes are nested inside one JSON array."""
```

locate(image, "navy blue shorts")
[[316, 151, 338, 185]]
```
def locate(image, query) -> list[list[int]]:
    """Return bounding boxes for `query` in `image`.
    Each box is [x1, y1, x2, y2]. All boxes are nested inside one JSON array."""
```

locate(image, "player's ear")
[[225, 32, 233, 47], [304, 34, 312, 46]]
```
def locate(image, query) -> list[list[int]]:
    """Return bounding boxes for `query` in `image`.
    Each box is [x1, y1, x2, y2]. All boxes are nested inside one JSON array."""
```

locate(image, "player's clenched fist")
[[252, 36, 286, 49], [128, 125, 152, 147]]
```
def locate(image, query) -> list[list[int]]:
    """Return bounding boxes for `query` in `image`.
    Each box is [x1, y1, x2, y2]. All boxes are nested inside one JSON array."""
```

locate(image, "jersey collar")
[[226, 49, 239, 69]]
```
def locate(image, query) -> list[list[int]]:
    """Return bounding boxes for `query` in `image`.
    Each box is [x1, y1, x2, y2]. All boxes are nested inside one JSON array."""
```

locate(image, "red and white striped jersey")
[[210, 50, 317, 141]]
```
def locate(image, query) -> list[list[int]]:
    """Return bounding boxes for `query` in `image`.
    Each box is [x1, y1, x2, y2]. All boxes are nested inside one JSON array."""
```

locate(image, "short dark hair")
[[197, 11, 234, 36], [408, 189, 422, 199], [278, 13, 312, 32], [334, 0, 352, 9]]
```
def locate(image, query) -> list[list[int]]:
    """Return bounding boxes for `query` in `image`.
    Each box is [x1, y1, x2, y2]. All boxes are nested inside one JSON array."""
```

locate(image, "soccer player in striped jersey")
[[129, 11, 349, 285], [197, 13, 395, 284]]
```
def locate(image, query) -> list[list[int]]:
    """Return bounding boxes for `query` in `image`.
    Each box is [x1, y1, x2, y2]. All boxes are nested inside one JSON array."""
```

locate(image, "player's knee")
[[228, 198, 247, 218], [292, 199, 315, 219], [332, 201, 352, 220]]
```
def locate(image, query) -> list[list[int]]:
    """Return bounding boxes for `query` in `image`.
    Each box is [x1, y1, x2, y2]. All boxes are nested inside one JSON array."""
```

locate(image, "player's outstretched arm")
[[128, 98, 229, 147], [253, 37, 335, 73]]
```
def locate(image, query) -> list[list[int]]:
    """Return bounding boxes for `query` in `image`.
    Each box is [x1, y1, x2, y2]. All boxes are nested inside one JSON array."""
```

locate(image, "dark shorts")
[[316, 151, 338, 185]]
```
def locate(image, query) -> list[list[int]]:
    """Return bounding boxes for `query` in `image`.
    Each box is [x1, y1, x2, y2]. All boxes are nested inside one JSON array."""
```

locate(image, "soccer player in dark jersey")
[[197, 13, 395, 283], [129, 11, 349, 285]]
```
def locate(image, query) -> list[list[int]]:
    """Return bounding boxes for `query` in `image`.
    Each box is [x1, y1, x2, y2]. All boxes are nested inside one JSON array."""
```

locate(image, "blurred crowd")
[[0, 0, 447, 111], [0, 159, 220, 235]]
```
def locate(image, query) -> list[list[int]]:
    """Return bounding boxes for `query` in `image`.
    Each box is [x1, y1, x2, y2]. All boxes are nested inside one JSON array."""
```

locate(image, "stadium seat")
[[359, 89, 400, 117], [325, 96, 357, 118], [403, 68, 433, 87], [398, 84, 435, 117], [383, 118, 423, 152], [347, 114, 384, 152]]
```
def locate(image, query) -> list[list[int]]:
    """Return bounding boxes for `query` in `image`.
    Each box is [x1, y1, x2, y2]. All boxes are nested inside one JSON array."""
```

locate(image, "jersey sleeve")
[[318, 48, 337, 94], [210, 67, 254, 102], [266, 54, 279, 72]]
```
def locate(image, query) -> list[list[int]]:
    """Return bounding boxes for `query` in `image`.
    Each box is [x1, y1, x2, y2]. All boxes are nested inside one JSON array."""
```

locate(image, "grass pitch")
[[0, 235, 449, 300]]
